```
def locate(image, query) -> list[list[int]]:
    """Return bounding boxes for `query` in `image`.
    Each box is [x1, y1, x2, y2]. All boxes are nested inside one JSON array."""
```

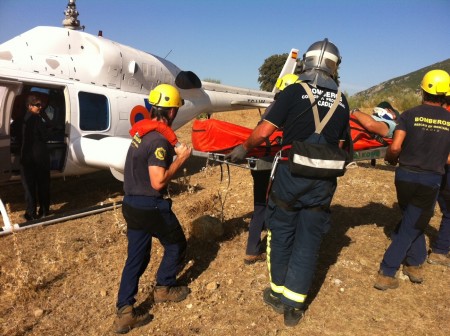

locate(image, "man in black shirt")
[[375, 70, 450, 290], [114, 84, 192, 333], [428, 93, 450, 266]]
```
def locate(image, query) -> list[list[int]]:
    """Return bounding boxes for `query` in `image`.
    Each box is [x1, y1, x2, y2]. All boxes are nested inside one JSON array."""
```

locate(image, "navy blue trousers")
[[265, 164, 336, 309], [116, 195, 187, 309], [433, 166, 450, 254], [380, 167, 441, 276], [246, 169, 270, 256]]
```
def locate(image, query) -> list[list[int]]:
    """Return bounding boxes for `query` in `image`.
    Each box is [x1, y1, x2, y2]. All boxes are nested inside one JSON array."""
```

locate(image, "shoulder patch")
[[154, 147, 167, 161]]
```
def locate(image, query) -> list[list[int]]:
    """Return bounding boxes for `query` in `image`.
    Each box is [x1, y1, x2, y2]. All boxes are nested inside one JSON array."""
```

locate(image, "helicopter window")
[[79, 92, 109, 131]]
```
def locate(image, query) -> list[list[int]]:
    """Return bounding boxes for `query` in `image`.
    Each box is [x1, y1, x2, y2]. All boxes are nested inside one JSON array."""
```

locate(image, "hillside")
[[348, 58, 450, 111], [353, 58, 450, 98]]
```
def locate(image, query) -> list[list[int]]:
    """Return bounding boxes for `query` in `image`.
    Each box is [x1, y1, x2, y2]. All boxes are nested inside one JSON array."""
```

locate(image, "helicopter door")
[[0, 81, 22, 183]]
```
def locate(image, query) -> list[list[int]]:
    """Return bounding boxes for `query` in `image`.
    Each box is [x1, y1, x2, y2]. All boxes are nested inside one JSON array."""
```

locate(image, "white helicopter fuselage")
[[0, 26, 282, 183]]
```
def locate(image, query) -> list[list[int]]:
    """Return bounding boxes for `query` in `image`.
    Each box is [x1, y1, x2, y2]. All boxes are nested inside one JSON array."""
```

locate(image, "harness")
[[266, 83, 342, 206], [273, 82, 342, 161]]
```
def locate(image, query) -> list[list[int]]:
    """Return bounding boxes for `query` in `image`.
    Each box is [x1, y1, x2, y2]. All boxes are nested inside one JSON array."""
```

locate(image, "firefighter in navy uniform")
[[244, 74, 300, 265], [375, 70, 450, 290], [227, 39, 350, 326], [113, 84, 192, 334]]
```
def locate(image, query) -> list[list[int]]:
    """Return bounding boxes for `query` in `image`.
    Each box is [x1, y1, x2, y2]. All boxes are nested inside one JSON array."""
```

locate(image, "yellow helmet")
[[149, 84, 183, 108], [275, 74, 300, 91], [420, 70, 450, 95]]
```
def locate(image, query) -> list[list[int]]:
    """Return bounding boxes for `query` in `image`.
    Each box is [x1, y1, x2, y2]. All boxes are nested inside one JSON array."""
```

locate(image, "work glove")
[[225, 144, 248, 162]]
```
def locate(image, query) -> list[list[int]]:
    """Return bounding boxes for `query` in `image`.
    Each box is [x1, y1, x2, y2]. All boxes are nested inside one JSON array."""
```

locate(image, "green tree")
[[203, 78, 221, 84], [258, 53, 290, 91]]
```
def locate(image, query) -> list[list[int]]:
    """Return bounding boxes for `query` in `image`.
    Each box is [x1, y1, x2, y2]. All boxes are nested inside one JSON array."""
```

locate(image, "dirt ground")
[[0, 109, 449, 336]]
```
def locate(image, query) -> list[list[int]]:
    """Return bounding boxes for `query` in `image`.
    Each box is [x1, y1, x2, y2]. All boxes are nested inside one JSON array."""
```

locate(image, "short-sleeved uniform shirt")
[[396, 104, 450, 175], [264, 83, 350, 146], [123, 131, 174, 197]]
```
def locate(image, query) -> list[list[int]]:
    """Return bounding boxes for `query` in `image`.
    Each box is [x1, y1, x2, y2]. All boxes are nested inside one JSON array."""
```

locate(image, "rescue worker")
[[427, 88, 450, 267], [244, 73, 300, 265], [227, 39, 350, 326], [20, 92, 51, 220], [274, 74, 301, 96], [375, 70, 450, 290], [113, 84, 192, 333]]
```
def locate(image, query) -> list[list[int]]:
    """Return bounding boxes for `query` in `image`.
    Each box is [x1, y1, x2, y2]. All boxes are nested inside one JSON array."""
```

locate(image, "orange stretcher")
[[190, 117, 391, 170], [192, 118, 283, 157]]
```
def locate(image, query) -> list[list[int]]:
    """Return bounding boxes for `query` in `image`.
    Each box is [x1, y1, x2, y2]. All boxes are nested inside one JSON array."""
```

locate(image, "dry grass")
[[0, 109, 449, 335]]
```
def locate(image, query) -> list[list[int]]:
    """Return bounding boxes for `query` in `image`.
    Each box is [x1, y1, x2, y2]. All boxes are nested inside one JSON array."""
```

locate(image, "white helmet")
[[298, 38, 341, 90]]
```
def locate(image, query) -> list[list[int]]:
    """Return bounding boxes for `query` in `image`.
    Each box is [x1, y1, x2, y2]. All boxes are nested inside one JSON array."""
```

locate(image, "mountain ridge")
[[347, 58, 449, 110], [352, 58, 450, 98]]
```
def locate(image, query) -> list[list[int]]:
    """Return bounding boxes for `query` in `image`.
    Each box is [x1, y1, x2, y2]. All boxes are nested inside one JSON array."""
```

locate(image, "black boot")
[[284, 306, 304, 327], [262, 287, 284, 314]]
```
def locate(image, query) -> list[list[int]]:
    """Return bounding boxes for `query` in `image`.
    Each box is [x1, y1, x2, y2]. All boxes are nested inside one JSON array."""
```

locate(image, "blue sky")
[[0, 0, 449, 95]]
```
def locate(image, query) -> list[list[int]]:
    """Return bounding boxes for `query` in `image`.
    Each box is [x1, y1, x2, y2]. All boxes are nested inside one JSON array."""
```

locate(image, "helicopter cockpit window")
[[79, 92, 109, 131]]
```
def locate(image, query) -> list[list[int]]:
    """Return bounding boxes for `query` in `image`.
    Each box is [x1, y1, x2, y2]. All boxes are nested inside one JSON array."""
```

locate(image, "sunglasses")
[[30, 103, 43, 108]]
